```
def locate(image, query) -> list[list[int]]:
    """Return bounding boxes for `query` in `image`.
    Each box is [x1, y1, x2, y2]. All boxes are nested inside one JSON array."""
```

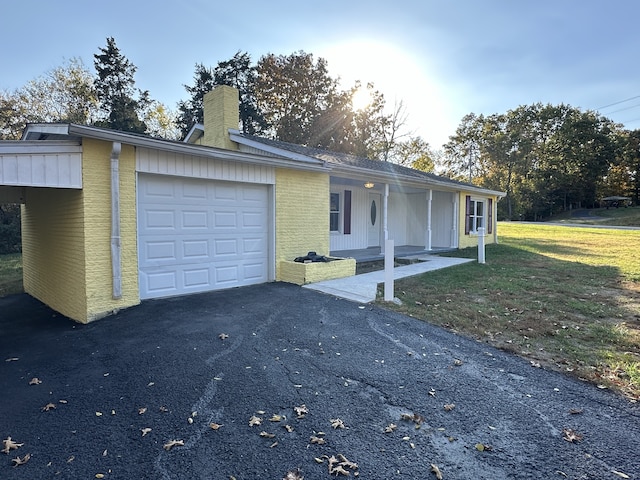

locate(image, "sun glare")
[[351, 86, 372, 111], [317, 38, 454, 147]]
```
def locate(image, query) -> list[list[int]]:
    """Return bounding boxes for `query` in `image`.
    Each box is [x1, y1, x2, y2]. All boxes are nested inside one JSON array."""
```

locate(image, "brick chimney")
[[203, 85, 239, 150]]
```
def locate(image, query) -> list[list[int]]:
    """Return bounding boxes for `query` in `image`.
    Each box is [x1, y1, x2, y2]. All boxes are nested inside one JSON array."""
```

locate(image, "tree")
[[1, 59, 97, 139], [143, 101, 180, 140], [390, 136, 434, 172], [93, 37, 149, 133], [255, 51, 338, 145], [176, 63, 215, 138]]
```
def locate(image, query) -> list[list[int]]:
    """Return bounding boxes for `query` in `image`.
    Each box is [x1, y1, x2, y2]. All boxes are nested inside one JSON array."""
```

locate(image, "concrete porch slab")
[[303, 255, 474, 303]]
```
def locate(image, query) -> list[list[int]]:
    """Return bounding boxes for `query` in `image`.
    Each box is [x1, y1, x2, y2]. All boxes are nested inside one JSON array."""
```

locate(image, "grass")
[[0, 253, 23, 297], [381, 222, 640, 401], [547, 206, 640, 227]]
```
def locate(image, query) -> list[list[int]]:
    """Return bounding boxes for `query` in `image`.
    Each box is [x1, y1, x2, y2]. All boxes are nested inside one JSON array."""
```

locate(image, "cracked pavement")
[[1, 283, 639, 479]]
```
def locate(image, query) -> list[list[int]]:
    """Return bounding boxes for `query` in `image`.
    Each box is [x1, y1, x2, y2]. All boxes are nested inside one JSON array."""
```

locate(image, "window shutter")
[[343, 190, 352, 234], [464, 195, 471, 235], [488, 198, 493, 234]]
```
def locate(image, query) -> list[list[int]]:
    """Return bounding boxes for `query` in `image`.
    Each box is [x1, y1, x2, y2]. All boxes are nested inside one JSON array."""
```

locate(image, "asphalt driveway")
[[1, 284, 638, 479]]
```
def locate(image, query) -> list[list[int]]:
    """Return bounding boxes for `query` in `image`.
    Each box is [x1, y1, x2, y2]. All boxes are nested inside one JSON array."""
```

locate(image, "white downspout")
[[451, 194, 459, 248], [426, 189, 432, 251], [111, 142, 122, 299]]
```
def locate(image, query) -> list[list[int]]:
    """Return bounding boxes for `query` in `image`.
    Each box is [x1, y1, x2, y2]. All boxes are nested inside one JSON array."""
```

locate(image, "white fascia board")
[[330, 164, 505, 197], [229, 130, 326, 166], [22, 123, 72, 140], [0, 140, 81, 154], [64, 124, 331, 173], [183, 123, 204, 143]]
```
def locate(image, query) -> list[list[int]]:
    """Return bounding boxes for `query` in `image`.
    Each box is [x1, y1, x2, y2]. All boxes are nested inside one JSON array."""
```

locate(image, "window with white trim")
[[466, 197, 485, 234], [330, 192, 340, 232]]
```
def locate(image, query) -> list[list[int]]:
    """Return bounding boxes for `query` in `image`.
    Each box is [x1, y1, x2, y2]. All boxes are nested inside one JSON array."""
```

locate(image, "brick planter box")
[[279, 257, 356, 285]]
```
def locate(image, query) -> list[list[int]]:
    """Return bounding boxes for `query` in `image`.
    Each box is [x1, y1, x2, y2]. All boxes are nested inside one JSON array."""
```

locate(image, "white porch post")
[[381, 183, 389, 254], [451, 194, 459, 248], [426, 189, 432, 251]]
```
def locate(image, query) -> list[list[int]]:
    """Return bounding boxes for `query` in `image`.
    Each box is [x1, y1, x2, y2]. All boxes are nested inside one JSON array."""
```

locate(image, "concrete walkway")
[[303, 255, 474, 303]]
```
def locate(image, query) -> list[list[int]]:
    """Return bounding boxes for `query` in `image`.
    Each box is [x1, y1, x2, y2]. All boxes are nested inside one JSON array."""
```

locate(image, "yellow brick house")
[[0, 86, 503, 323]]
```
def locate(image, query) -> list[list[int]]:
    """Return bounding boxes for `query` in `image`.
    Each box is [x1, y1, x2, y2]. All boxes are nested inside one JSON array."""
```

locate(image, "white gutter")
[[110, 142, 122, 299]]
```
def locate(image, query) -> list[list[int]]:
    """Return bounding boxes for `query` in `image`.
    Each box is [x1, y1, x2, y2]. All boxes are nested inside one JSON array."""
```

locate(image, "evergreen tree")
[[93, 37, 148, 133]]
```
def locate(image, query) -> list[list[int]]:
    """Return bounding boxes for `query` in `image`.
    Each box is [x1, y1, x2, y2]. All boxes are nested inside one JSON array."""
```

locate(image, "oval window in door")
[[370, 200, 377, 226]]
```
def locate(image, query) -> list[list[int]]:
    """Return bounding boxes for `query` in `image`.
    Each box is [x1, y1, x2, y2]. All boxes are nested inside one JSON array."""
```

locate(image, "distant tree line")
[[442, 104, 639, 220]]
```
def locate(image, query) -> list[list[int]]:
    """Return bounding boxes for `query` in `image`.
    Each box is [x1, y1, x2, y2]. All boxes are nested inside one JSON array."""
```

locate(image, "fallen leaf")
[[260, 431, 276, 438], [330, 418, 345, 429], [219, 333, 229, 340], [283, 425, 294, 433], [270, 414, 284, 422], [141, 428, 152, 436], [283, 467, 304, 479], [95, 411, 103, 416], [102, 449, 108, 456], [400, 412, 424, 425], [569, 408, 583, 415], [29, 377, 42, 385], [444, 403, 455, 411], [294, 404, 308, 418], [384, 423, 397, 433], [96, 474, 105, 479], [431, 463, 443, 480], [453, 359, 463, 366], [209, 423, 222, 430], [612, 470, 631, 479], [159, 406, 169, 412], [42, 403, 56, 412], [337, 454, 358, 470], [475, 443, 492, 451], [270, 441, 278, 448], [187, 417, 193, 424], [249, 415, 263, 426], [138, 407, 147, 415], [2, 437, 24, 454], [314, 457, 326, 463], [59, 399, 68, 404], [147, 382, 154, 387], [67, 455, 75, 463], [331, 464, 350, 476], [163, 439, 184, 451], [562, 428, 583, 443], [5, 357, 19, 362], [310, 436, 326, 445], [11, 453, 30, 467]]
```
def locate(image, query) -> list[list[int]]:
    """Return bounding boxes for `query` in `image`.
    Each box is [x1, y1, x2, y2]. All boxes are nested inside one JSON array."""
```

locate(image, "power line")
[[596, 95, 640, 111], [604, 102, 640, 115]]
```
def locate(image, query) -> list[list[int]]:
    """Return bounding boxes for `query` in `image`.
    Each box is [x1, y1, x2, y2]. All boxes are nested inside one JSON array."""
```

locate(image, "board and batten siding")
[[0, 142, 82, 188], [137, 148, 275, 184]]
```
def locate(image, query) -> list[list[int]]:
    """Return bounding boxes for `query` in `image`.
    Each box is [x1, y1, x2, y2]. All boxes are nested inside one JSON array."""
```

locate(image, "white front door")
[[367, 193, 381, 247], [137, 174, 270, 300]]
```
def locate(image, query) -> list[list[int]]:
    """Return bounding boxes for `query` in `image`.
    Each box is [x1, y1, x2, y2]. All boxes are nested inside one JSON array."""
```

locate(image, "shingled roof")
[[235, 132, 489, 191]]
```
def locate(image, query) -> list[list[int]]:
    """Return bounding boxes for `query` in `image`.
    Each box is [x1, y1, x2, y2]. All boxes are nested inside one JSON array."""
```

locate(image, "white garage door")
[[137, 174, 270, 299]]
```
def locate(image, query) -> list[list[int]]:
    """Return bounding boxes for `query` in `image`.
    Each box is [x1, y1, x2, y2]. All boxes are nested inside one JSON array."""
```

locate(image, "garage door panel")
[[138, 174, 269, 299]]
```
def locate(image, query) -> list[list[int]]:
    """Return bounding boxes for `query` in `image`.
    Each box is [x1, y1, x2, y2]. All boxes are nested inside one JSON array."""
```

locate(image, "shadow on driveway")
[[1, 284, 638, 479]]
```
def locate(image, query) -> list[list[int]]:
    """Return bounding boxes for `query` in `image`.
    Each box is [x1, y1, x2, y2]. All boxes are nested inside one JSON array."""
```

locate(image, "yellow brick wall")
[[82, 139, 139, 321], [21, 187, 88, 321], [275, 168, 330, 280], [21, 139, 140, 323], [458, 192, 499, 249], [203, 86, 239, 150]]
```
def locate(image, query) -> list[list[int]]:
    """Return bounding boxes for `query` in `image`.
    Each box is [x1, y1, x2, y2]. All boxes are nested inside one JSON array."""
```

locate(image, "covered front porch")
[[331, 245, 456, 263]]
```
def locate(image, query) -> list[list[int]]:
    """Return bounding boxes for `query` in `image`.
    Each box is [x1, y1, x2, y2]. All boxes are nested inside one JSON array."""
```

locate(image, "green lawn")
[[383, 222, 640, 401], [0, 253, 23, 297]]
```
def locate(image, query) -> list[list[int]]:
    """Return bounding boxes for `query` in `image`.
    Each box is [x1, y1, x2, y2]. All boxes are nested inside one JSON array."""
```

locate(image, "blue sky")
[[2, 0, 639, 148]]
